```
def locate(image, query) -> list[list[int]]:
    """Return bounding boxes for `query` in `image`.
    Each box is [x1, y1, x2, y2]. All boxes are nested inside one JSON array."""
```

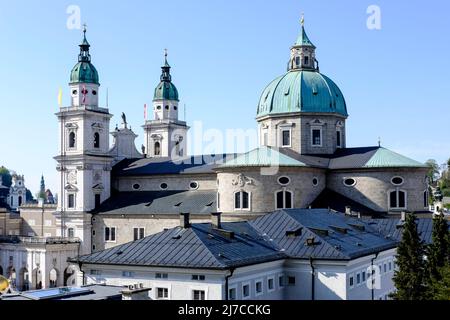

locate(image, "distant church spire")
[[40, 175, 45, 194]]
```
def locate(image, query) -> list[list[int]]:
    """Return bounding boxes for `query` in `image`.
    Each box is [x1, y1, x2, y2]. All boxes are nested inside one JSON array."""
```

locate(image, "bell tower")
[[143, 51, 189, 158], [54, 26, 113, 254], [288, 15, 319, 72]]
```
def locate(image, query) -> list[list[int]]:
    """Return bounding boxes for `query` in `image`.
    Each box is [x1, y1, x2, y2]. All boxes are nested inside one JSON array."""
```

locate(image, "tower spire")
[[160, 49, 172, 82], [79, 24, 91, 63]]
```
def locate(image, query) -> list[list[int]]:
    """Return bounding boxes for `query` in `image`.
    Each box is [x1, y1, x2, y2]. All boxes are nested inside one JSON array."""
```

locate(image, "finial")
[[300, 13, 305, 26], [378, 137, 381, 147], [83, 23, 87, 34], [164, 48, 168, 58]]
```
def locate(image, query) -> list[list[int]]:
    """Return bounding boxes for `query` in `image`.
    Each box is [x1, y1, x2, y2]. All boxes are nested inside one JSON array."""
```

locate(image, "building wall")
[[257, 114, 346, 155], [217, 167, 326, 214], [20, 206, 57, 237], [327, 168, 429, 213], [116, 174, 217, 192], [0, 210, 21, 236]]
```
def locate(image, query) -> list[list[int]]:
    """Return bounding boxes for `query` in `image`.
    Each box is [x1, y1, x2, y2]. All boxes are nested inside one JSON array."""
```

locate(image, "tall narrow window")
[[68, 228, 74, 238], [312, 129, 321, 146], [193, 290, 206, 301], [94, 132, 100, 149], [69, 132, 76, 148], [105, 227, 117, 242], [234, 191, 250, 210], [282, 130, 291, 147], [295, 56, 300, 66], [95, 194, 101, 208], [424, 190, 429, 208], [133, 227, 145, 241], [18, 196, 22, 207], [336, 130, 342, 148], [304, 56, 309, 65], [154, 142, 161, 156], [68, 194, 75, 209], [276, 190, 293, 209], [175, 141, 180, 156]]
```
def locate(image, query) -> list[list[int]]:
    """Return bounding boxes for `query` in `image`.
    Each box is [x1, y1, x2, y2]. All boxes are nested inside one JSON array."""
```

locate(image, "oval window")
[[312, 178, 319, 186], [132, 183, 141, 190], [278, 176, 290, 185], [344, 178, 356, 187], [92, 90, 97, 95], [157, 106, 162, 110], [391, 177, 404, 185], [72, 90, 78, 95], [189, 182, 199, 190], [165, 105, 169, 110], [174, 106, 178, 110], [160, 183, 168, 190]]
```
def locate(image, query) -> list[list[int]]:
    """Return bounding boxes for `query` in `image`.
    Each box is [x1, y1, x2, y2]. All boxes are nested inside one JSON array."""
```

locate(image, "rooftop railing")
[[0, 236, 81, 244]]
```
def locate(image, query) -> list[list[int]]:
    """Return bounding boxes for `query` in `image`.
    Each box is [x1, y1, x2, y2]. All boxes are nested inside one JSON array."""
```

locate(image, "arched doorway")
[[64, 265, 77, 286], [32, 268, 42, 290], [49, 268, 59, 288], [19, 267, 29, 291]]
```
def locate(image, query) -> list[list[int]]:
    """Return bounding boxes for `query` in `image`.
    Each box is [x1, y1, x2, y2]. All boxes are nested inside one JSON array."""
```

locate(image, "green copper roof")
[[220, 146, 307, 168], [364, 148, 426, 168], [70, 62, 99, 85], [69, 29, 99, 85], [295, 26, 315, 47], [257, 70, 347, 118], [153, 55, 179, 101]]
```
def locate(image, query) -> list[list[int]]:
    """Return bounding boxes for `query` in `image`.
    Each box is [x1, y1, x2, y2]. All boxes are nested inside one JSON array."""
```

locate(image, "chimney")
[[401, 211, 407, 222], [180, 212, 190, 229], [345, 206, 352, 215], [211, 212, 222, 229]]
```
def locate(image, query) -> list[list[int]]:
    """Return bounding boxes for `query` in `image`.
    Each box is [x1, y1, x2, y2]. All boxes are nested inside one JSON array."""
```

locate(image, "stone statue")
[[141, 144, 146, 155], [121, 112, 127, 128]]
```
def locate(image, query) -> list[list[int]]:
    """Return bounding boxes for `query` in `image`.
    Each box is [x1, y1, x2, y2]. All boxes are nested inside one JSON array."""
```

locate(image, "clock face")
[[68, 171, 77, 184]]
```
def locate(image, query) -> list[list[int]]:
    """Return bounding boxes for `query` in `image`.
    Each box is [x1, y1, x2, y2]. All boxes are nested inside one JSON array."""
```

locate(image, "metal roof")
[[92, 190, 217, 215], [113, 154, 236, 177], [74, 209, 402, 269], [295, 25, 316, 47], [250, 209, 397, 260], [72, 222, 286, 269], [219, 146, 307, 169]]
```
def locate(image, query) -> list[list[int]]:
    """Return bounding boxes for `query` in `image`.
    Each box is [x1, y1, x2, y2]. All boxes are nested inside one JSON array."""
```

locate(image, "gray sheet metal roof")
[[74, 209, 403, 269], [250, 209, 397, 260], [113, 154, 237, 176], [72, 222, 286, 269], [92, 190, 217, 215]]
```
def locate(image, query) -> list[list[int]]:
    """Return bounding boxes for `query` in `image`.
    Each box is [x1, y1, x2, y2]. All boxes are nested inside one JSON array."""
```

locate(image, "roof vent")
[[174, 202, 183, 207], [286, 227, 303, 237], [211, 212, 222, 229], [348, 223, 365, 231], [172, 235, 182, 240], [306, 237, 317, 246], [116, 251, 123, 255], [217, 230, 235, 240], [179, 212, 190, 229], [330, 226, 348, 234], [206, 202, 214, 207], [309, 228, 329, 237]]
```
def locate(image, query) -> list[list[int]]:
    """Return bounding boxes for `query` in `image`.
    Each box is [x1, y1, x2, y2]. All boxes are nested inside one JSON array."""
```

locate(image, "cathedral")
[[54, 22, 429, 255]]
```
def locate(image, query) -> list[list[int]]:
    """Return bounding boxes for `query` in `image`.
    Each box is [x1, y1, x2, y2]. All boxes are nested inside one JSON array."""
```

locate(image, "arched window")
[[69, 132, 76, 148], [154, 142, 161, 156], [295, 56, 300, 66], [175, 141, 181, 156], [276, 190, 293, 209], [49, 269, 58, 288], [94, 132, 100, 149], [234, 191, 250, 210], [389, 189, 406, 210], [18, 196, 22, 207]]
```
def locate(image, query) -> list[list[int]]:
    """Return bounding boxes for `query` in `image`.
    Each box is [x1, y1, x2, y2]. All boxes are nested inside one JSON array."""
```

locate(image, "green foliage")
[[442, 189, 450, 197], [425, 159, 440, 184], [0, 166, 12, 188], [428, 264, 450, 300], [392, 213, 427, 300], [426, 215, 450, 280], [25, 189, 34, 202]]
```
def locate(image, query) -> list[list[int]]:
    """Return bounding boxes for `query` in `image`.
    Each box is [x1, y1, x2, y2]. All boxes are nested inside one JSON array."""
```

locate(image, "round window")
[[165, 105, 169, 110], [160, 183, 168, 190], [132, 183, 141, 190], [278, 176, 290, 185], [344, 178, 356, 187], [157, 106, 162, 110], [174, 106, 178, 110], [72, 90, 78, 95], [92, 90, 97, 95], [312, 178, 319, 186], [189, 181, 199, 190], [391, 177, 404, 185]]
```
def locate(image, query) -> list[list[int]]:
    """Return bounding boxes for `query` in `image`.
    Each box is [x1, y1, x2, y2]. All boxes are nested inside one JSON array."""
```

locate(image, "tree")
[[428, 264, 450, 300], [391, 213, 427, 300], [0, 166, 12, 188], [425, 159, 440, 184], [426, 214, 449, 282], [25, 189, 34, 203]]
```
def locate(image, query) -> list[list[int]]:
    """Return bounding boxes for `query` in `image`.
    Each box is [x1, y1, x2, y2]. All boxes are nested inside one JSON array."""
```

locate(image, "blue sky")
[[0, 0, 449, 194]]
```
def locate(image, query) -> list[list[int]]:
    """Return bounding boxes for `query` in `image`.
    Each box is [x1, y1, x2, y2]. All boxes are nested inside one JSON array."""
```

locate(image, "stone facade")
[[116, 174, 217, 192], [327, 168, 429, 213], [216, 167, 326, 214]]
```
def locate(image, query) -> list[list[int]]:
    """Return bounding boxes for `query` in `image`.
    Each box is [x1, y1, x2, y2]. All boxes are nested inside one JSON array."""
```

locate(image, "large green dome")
[[256, 70, 347, 118], [153, 81, 179, 101], [70, 61, 99, 85]]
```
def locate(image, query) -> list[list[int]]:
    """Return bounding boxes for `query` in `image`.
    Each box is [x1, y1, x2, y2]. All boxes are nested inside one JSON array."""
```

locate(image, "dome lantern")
[[288, 15, 319, 72], [70, 25, 100, 85], [153, 50, 179, 102]]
